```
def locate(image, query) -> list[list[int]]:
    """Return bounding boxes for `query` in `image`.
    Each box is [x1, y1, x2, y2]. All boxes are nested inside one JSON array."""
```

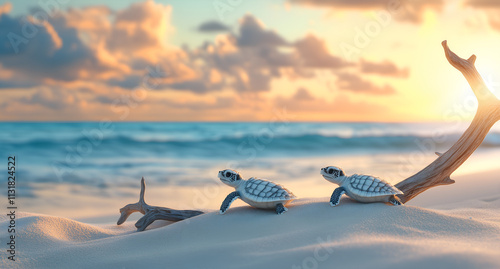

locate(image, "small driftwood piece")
[[117, 177, 204, 231], [396, 41, 500, 203]]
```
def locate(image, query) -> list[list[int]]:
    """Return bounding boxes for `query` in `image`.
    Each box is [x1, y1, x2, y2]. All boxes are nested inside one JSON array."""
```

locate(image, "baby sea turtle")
[[218, 169, 296, 215], [321, 166, 403, 206]]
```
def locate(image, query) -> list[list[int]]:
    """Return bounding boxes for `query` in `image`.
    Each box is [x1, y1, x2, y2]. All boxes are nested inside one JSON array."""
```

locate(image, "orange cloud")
[[64, 6, 112, 41], [107, 0, 173, 59], [0, 2, 11, 15], [290, 0, 444, 23], [274, 87, 388, 121]]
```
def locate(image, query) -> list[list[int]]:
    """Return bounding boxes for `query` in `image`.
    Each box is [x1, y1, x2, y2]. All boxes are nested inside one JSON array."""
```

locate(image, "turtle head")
[[218, 169, 243, 188], [321, 166, 346, 185]]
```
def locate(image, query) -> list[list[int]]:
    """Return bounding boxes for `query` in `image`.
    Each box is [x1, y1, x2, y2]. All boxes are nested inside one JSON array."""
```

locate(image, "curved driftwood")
[[395, 41, 500, 203], [117, 177, 204, 231]]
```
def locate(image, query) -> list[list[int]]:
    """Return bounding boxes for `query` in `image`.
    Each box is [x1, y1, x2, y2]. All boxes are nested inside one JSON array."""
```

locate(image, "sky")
[[1, 0, 500, 122]]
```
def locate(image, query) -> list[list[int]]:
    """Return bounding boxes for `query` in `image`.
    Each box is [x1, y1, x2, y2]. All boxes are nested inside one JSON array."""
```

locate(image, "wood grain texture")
[[117, 177, 204, 231], [395, 41, 500, 203]]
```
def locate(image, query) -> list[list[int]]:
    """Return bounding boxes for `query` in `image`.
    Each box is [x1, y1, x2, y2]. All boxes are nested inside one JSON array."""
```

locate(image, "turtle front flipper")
[[276, 203, 288, 215], [220, 191, 240, 214], [389, 195, 403, 206], [330, 187, 346, 207]]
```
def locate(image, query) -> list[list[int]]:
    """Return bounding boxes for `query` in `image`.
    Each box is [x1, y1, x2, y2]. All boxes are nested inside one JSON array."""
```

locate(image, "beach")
[[1, 169, 500, 269]]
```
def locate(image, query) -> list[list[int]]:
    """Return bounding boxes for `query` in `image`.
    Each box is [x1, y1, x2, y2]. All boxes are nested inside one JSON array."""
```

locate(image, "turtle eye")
[[225, 171, 232, 178], [328, 168, 334, 174]]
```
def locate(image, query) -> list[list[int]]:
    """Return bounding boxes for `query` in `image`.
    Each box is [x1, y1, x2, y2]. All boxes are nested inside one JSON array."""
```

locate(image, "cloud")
[[360, 59, 409, 77], [293, 87, 315, 101], [168, 79, 223, 93], [198, 20, 230, 32], [274, 88, 324, 112], [289, 0, 444, 23], [295, 34, 351, 68], [18, 88, 84, 110], [154, 15, 296, 93], [488, 16, 500, 31], [458, 0, 500, 31], [106, 0, 173, 56], [63, 6, 112, 44], [0, 2, 11, 15], [274, 87, 387, 118], [107, 75, 143, 89], [236, 15, 288, 47], [160, 96, 235, 111], [465, 0, 500, 7], [336, 72, 396, 95], [291, 0, 390, 8], [0, 80, 38, 89], [160, 28, 351, 93], [0, 12, 101, 82], [0, 1, 177, 88], [463, 1, 500, 31]]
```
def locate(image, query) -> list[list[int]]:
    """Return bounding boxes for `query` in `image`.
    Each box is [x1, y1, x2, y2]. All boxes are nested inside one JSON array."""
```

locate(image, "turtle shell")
[[348, 174, 403, 197], [244, 178, 296, 202]]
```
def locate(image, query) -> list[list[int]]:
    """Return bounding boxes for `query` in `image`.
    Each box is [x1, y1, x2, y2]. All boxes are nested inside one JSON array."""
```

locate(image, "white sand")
[[2, 170, 500, 269]]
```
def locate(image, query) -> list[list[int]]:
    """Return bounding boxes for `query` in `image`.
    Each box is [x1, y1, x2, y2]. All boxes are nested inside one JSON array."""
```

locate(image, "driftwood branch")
[[395, 40, 500, 203], [117, 177, 204, 231]]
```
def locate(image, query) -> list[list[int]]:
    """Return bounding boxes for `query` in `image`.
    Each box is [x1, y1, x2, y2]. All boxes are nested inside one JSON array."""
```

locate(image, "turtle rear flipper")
[[276, 203, 288, 215], [389, 195, 403, 206]]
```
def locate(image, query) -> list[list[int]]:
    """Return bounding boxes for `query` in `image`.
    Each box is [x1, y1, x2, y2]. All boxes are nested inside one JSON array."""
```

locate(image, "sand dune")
[[2, 194, 500, 269]]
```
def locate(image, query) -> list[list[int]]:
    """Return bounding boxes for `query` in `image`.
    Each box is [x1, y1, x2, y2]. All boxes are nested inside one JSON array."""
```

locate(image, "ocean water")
[[2, 122, 500, 190]]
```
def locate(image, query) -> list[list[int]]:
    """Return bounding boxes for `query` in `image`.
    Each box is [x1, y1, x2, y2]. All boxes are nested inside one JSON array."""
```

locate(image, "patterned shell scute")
[[244, 178, 296, 201], [348, 174, 403, 197]]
